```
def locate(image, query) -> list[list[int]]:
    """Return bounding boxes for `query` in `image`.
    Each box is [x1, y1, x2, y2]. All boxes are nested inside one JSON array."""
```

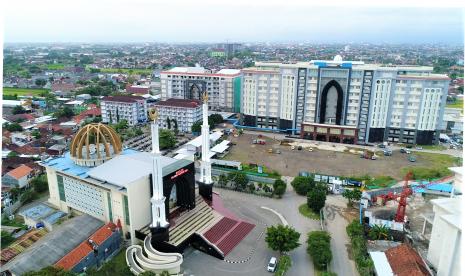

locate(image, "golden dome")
[[70, 123, 122, 167]]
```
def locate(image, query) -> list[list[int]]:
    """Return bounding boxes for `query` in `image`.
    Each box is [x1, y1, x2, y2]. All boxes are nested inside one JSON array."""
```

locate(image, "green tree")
[[7, 151, 19, 158], [10, 187, 21, 201], [3, 122, 23, 132], [191, 120, 202, 133], [54, 107, 74, 118], [228, 171, 248, 191], [346, 220, 364, 239], [159, 129, 176, 149], [368, 225, 390, 240], [31, 175, 48, 193], [20, 190, 38, 204], [139, 272, 156, 276], [31, 130, 41, 139], [218, 174, 228, 186], [23, 266, 77, 276], [307, 184, 327, 213], [265, 225, 301, 255], [209, 113, 224, 125], [273, 179, 287, 198], [12, 105, 27, 114], [291, 176, 315, 195], [342, 189, 362, 206], [35, 78, 47, 87], [307, 231, 332, 270], [113, 119, 129, 132], [1, 230, 15, 248]]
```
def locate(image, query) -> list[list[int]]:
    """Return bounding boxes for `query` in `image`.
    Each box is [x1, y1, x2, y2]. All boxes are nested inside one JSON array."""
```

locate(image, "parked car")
[[408, 155, 417, 162], [383, 149, 392, 156], [406, 145, 413, 149], [415, 146, 423, 150], [267, 257, 277, 272], [400, 148, 411, 154], [377, 144, 386, 148]]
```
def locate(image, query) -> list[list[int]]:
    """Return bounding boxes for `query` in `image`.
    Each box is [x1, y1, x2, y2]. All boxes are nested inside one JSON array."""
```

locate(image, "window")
[[123, 195, 130, 225], [57, 175, 66, 202]]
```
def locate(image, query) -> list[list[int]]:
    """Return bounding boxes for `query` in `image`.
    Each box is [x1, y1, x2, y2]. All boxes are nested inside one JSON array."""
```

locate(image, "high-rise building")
[[241, 56, 449, 145], [101, 95, 148, 125], [160, 67, 242, 112], [154, 98, 202, 133]]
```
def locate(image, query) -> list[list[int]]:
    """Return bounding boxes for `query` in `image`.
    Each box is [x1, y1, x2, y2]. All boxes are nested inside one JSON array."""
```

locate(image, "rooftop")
[[55, 222, 117, 270], [162, 67, 241, 77], [101, 95, 145, 103], [385, 244, 430, 276], [155, 98, 202, 108], [6, 164, 34, 180]]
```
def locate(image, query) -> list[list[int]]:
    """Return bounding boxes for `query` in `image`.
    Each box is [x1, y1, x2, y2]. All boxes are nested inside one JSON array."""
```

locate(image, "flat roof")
[[186, 131, 223, 148], [210, 140, 230, 153], [87, 152, 193, 187], [369, 252, 394, 276], [211, 159, 241, 168]]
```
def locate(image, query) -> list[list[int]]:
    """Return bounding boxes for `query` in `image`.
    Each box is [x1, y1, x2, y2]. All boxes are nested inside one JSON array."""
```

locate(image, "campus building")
[[160, 67, 242, 112], [101, 95, 148, 126], [241, 56, 449, 145], [154, 98, 202, 133]]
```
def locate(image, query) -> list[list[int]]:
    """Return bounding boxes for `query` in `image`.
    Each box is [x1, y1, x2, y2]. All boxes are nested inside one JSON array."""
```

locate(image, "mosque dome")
[[70, 123, 122, 167], [334, 55, 343, 62]]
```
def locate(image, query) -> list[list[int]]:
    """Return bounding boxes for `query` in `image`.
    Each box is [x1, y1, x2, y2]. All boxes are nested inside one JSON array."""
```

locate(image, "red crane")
[[395, 171, 413, 223]]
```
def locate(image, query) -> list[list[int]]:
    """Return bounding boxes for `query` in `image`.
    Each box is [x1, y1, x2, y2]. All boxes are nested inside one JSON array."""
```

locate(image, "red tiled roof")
[[155, 98, 201, 108], [385, 244, 430, 276], [126, 84, 150, 94], [55, 222, 117, 271], [73, 108, 101, 123], [102, 95, 145, 103], [6, 113, 35, 122], [6, 164, 33, 180], [51, 82, 76, 92]]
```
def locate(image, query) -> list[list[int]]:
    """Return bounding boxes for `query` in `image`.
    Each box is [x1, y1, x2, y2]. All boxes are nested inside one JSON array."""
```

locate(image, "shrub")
[[31, 175, 48, 193], [291, 176, 315, 195], [273, 179, 287, 198], [20, 190, 38, 204], [275, 255, 292, 276], [265, 225, 301, 254], [307, 231, 332, 270], [307, 184, 327, 213], [346, 220, 374, 276]]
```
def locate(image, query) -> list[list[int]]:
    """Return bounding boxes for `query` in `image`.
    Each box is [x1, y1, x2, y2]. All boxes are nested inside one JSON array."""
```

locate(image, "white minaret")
[[200, 92, 212, 185], [149, 109, 169, 229]]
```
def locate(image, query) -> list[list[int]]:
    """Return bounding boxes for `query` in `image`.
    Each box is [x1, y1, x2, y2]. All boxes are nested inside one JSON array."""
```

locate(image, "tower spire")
[[198, 92, 213, 200]]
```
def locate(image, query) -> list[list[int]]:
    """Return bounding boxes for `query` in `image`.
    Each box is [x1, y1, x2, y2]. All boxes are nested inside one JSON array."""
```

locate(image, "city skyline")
[[3, 0, 464, 44]]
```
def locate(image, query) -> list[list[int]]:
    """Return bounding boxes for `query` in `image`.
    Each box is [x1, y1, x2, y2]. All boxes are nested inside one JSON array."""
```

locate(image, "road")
[[242, 129, 462, 157]]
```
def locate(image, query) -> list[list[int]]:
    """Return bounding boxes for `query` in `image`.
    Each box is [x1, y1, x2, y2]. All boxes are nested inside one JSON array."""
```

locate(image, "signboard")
[[170, 168, 189, 180]]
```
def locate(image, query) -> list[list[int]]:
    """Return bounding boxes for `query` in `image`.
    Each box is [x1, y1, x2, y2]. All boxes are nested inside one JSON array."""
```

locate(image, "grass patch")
[[1, 216, 27, 228], [44, 63, 66, 70], [365, 176, 395, 189], [3, 87, 49, 96], [89, 67, 153, 75], [419, 144, 447, 151], [275, 255, 292, 276], [315, 269, 337, 276], [446, 99, 463, 109], [401, 152, 461, 180], [299, 204, 320, 220]]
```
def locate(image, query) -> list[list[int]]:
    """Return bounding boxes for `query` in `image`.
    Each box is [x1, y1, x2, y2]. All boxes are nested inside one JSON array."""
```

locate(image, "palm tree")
[[368, 224, 390, 240], [172, 119, 178, 134], [166, 117, 171, 129]]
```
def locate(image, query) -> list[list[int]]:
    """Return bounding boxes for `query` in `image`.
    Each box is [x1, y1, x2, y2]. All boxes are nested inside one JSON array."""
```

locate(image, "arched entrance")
[[188, 83, 203, 100], [319, 80, 344, 125]]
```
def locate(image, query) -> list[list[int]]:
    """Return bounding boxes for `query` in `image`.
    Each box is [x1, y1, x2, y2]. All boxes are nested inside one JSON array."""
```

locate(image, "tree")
[[273, 179, 287, 198], [31, 130, 41, 139], [7, 151, 18, 158], [139, 272, 156, 276], [291, 176, 315, 195], [166, 117, 172, 129], [307, 231, 332, 270], [172, 119, 178, 134], [31, 175, 48, 193], [159, 129, 176, 149], [35, 78, 47, 87], [1, 231, 15, 248], [3, 122, 23, 132], [23, 266, 77, 276], [55, 107, 74, 118], [342, 189, 362, 206], [113, 119, 129, 132], [368, 225, 390, 240], [12, 105, 27, 114], [10, 187, 21, 201], [346, 220, 364, 239], [265, 225, 301, 255], [307, 184, 327, 213], [228, 171, 248, 191], [247, 183, 256, 193], [191, 120, 202, 133], [218, 174, 228, 187], [209, 113, 224, 125], [20, 190, 38, 204]]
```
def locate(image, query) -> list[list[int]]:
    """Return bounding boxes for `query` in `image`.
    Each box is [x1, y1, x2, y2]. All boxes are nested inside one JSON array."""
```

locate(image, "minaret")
[[198, 92, 213, 200], [148, 109, 169, 242]]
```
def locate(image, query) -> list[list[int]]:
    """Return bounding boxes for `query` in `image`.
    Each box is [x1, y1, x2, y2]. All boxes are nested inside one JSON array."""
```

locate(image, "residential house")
[[2, 164, 35, 188]]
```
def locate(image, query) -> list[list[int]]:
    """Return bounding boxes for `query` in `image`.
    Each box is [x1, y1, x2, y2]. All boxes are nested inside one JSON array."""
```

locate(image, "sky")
[[3, 0, 464, 44]]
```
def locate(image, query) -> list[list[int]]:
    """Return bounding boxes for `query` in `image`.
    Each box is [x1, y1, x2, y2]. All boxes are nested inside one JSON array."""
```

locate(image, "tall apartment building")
[[241, 56, 449, 145], [160, 67, 241, 112], [154, 98, 202, 133], [101, 95, 148, 126]]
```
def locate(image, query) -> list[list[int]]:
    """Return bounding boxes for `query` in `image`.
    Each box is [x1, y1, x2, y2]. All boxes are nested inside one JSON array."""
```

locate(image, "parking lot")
[[224, 133, 440, 179]]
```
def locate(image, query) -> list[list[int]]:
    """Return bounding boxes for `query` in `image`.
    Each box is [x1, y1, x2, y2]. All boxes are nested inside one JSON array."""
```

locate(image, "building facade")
[[160, 67, 242, 113], [241, 57, 449, 145], [101, 95, 148, 126], [154, 98, 202, 133]]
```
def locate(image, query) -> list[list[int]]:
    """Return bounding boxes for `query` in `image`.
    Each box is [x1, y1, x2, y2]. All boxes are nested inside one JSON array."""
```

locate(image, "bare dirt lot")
[[224, 133, 439, 179]]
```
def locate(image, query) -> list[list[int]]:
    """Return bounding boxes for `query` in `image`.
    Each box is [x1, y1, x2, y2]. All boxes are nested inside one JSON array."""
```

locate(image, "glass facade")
[[107, 192, 113, 222], [57, 175, 66, 202], [123, 195, 130, 225]]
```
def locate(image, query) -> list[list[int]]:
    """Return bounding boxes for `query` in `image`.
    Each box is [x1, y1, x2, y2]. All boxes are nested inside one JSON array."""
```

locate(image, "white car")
[[267, 257, 277, 272]]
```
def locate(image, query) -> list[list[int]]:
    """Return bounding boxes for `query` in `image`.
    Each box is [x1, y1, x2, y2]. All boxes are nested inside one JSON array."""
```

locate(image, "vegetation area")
[[342, 189, 362, 207], [23, 266, 76, 276], [275, 255, 292, 276], [307, 231, 332, 271], [298, 204, 320, 220], [419, 144, 447, 151], [3, 87, 49, 97], [273, 179, 287, 198], [446, 99, 463, 109], [3, 122, 23, 132], [307, 184, 327, 214], [240, 163, 281, 179], [265, 224, 301, 255], [215, 172, 277, 197], [88, 67, 153, 75], [1, 230, 15, 248], [191, 113, 224, 132], [367, 225, 391, 240], [346, 220, 374, 276], [291, 176, 315, 196], [401, 152, 461, 180], [86, 249, 130, 276]]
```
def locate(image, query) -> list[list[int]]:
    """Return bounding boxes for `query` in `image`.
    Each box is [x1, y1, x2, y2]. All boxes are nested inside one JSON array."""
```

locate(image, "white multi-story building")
[[101, 95, 148, 126], [241, 56, 450, 145], [160, 67, 242, 112], [154, 98, 202, 133]]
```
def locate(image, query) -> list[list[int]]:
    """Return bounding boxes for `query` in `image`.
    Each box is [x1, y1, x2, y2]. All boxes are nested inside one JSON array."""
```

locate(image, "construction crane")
[[394, 171, 413, 223]]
